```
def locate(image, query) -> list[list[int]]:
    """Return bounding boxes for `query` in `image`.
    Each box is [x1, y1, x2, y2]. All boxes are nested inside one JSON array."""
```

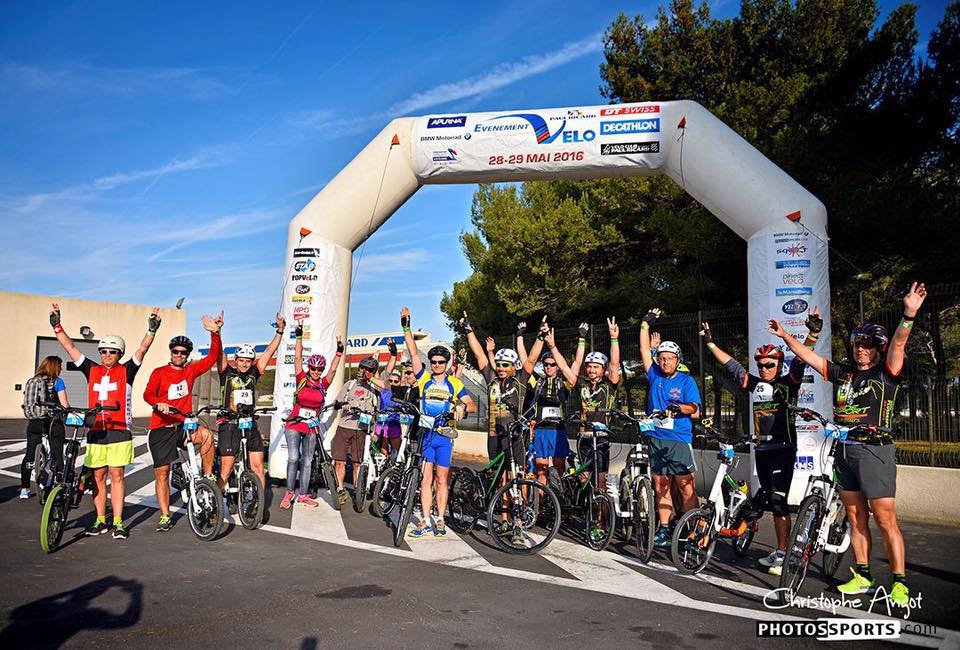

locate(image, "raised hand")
[[651, 331, 661, 349], [699, 322, 713, 345], [214, 310, 224, 330], [148, 308, 161, 332], [641, 308, 661, 326], [295, 324, 303, 338], [275, 313, 286, 332], [578, 322, 589, 339], [805, 307, 823, 334], [50, 303, 61, 327], [201, 313, 221, 333], [515, 321, 527, 337], [387, 338, 398, 356], [767, 319, 788, 339], [537, 315, 550, 340], [544, 328, 556, 348], [457, 347, 467, 362], [903, 282, 927, 317], [459, 310, 473, 333], [336, 335, 344, 354], [607, 316, 619, 339], [400, 306, 411, 328], [485, 336, 496, 353]]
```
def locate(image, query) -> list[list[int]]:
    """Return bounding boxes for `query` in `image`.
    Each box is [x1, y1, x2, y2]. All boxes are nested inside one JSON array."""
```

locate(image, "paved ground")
[[0, 421, 958, 648]]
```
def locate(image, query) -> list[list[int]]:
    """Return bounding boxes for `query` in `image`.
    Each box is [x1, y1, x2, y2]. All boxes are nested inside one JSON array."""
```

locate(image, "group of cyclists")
[[19, 281, 928, 608]]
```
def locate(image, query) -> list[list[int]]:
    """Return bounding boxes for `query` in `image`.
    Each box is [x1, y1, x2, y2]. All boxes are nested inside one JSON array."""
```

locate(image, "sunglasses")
[[543, 362, 558, 368], [430, 359, 447, 366], [853, 336, 876, 349], [495, 362, 513, 369], [99, 349, 120, 355], [757, 362, 778, 369], [657, 354, 678, 362], [389, 379, 400, 385], [170, 349, 190, 356], [404, 370, 414, 375], [308, 366, 324, 371]]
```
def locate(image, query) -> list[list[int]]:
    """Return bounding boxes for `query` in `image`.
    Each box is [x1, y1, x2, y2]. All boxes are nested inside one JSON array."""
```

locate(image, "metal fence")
[[477, 282, 960, 468]]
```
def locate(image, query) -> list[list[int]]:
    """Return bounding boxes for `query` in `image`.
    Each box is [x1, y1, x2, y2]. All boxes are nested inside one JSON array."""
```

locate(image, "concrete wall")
[[1, 291, 186, 419]]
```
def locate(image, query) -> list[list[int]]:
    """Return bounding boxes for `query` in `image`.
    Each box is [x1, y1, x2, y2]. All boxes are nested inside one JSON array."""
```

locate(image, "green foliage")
[[443, 0, 960, 336]]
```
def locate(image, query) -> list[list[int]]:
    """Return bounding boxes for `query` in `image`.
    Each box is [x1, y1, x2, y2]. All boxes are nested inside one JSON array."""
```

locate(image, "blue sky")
[[0, 0, 947, 346]]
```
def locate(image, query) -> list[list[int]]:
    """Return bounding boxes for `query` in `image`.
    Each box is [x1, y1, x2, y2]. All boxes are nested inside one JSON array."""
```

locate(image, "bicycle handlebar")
[[787, 405, 896, 436], [42, 401, 120, 415]]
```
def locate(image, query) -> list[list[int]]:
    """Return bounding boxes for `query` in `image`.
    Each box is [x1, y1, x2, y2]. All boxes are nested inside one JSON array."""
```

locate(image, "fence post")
[[697, 309, 706, 418], [927, 379, 935, 466]]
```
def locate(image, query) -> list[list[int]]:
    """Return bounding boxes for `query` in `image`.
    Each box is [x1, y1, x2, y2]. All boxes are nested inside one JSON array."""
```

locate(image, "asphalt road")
[[0, 421, 957, 649]]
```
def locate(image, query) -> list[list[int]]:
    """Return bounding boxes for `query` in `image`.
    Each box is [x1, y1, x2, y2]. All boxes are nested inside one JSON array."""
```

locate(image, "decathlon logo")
[[474, 113, 566, 144], [427, 116, 467, 128], [600, 118, 660, 135]]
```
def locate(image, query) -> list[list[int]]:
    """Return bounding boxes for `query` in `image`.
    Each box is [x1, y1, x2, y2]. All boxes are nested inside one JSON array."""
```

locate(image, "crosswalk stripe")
[[289, 488, 349, 543]]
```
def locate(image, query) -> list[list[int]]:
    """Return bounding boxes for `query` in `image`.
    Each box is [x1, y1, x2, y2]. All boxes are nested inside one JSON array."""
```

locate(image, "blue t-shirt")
[[646, 365, 701, 443], [54, 377, 65, 392]]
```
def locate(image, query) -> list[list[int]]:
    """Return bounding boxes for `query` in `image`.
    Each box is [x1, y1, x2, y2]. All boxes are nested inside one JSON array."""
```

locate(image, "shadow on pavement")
[[0, 575, 143, 648], [0, 485, 24, 505]]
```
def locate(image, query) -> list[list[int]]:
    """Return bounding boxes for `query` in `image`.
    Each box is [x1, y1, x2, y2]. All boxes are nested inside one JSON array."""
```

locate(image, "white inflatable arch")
[[271, 101, 832, 486]]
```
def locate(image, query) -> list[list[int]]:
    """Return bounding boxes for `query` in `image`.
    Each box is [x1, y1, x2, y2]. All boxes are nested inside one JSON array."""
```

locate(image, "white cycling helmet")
[[235, 344, 256, 360], [494, 348, 520, 369], [97, 335, 126, 355], [585, 351, 609, 367], [656, 340, 682, 360]]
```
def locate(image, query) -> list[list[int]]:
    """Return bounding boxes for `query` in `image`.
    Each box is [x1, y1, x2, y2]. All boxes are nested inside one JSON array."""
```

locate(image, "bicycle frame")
[[799, 436, 851, 556]]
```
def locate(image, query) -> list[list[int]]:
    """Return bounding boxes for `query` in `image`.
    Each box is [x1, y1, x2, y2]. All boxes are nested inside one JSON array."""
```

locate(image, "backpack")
[[22, 376, 54, 420]]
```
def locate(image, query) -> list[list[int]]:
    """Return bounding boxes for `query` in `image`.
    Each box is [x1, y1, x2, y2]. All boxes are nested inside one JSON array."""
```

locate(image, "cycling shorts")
[[422, 430, 453, 468], [488, 433, 525, 465], [331, 426, 364, 462], [532, 426, 570, 460], [84, 439, 134, 469], [837, 442, 896, 499], [754, 446, 795, 516], [218, 422, 263, 458], [648, 438, 696, 476], [148, 426, 184, 468], [577, 433, 611, 473]]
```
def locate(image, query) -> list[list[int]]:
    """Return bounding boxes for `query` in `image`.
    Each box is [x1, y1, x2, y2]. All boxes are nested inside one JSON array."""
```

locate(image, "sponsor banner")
[[414, 103, 666, 180]]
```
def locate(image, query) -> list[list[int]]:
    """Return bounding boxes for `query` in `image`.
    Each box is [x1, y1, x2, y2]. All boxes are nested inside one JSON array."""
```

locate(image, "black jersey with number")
[[220, 366, 261, 416], [822, 360, 901, 431]]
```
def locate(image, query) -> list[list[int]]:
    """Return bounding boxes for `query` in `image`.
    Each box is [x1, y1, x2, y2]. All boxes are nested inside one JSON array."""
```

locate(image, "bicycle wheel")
[[672, 507, 718, 574], [448, 468, 482, 534], [188, 478, 224, 541], [822, 505, 849, 577], [617, 472, 632, 541], [633, 476, 656, 563], [585, 491, 615, 551], [321, 462, 340, 510], [237, 470, 264, 530], [779, 495, 825, 603], [372, 465, 399, 518], [732, 519, 758, 556], [34, 444, 50, 506], [487, 478, 561, 555], [40, 484, 67, 553], [393, 467, 420, 547], [352, 464, 369, 513]]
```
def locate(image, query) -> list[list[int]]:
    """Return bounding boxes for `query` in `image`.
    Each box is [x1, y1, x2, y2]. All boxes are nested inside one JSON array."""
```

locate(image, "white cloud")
[[92, 154, 222, 191]]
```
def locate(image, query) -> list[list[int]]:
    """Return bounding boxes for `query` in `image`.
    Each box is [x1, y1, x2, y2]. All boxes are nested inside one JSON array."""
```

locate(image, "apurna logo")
[[474, 113, 566, 144], [427, 116, 467, 128]]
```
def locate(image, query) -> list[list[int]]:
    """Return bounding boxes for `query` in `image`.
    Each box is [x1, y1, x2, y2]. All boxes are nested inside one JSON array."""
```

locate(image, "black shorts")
[[148, 426, 183, 468], [755, 446, 795, 515], [488, 434, 525, 464], [218, 422, 263, 457], [577, 433, 611, 473], [837, 442, 897, 500]]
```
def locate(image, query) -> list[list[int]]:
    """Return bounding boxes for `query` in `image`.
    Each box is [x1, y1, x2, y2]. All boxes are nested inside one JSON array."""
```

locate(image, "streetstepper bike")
[[166, 406, 227, 541], [295, 403, 340, 506], [671, 418, 769, 575], [607, 409, 661, 563], [370, 409, 416, 519], [778, 406, 884, 603], [32, 417, 58, 506], [448, 407, 561, 555], [38, 402, 118, 553], [217, 406, 274, 529]]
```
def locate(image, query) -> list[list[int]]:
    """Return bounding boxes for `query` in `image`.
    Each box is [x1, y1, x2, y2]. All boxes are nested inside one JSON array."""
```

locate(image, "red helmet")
[[754, 344, 785, 362]]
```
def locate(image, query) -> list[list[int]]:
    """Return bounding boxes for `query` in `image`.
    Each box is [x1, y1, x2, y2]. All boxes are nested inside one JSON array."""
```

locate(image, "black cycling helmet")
[[850, 323, 889, 351], [358, 356, 378, 372], [169, 335, 194, 353], [427, 345, 451, 362]]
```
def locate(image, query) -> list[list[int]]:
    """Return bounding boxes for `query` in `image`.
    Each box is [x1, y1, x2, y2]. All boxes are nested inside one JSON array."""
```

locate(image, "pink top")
[[288, 371, 330, 434]]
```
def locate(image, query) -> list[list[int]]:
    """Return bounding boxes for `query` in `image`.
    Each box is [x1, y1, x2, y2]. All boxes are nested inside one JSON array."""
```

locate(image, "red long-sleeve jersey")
[[144, 333, 221, 430]]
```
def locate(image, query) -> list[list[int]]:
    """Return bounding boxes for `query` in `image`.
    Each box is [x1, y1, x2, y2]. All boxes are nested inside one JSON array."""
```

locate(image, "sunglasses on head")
[[170, 349, 189, 356], [430, 359, 447, 366], [100, 349, 120, 355], [757, 362, 778, 369], [495, 362, 513, 369]]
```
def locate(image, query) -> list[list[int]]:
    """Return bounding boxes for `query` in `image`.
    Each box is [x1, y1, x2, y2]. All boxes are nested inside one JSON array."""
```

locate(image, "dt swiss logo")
[[776, 244, 808, 257], [294, 259, 315, 273], [474, 113, 566, 144], [427, 116, 466, 128]]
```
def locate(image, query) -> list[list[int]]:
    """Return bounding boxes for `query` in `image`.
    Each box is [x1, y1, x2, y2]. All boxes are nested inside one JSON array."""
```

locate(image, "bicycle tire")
[[40, 484, 67, 553], [448, 467, 481, 534], [633, 476, 656, 564], [732, 519, 758, 556], [822, 507, 849, 577], [34, 444, 50, 506], [617, 472, 632, 541], [585, 491, 615, 551], [393, 467, 421, 547], [321, 462, 340, 510], [671, 507, 717, 574], [487, 478, 561, 555], [779, 495, 825, 603], [237, 470, 264, 530], [352, 464, 369, 513], [188, 478, 224, 541], [372, 465, 398, 518]]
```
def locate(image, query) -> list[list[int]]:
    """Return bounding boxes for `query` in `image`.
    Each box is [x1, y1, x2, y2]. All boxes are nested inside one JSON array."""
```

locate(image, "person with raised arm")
[[769, 283, 927, 607]]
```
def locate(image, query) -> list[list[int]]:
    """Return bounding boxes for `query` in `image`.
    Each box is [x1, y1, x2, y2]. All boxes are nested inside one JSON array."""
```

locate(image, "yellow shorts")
[[84, 440, 134, 468]]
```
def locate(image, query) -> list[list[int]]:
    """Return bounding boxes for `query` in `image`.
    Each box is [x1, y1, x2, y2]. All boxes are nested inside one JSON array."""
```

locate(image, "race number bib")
[[167, 380, 189, 400], [541, 406, 562, 420], [233, 389, 254, 406], [653, 414, 675, 430], [752, 382, 775, 403], [298, 408, 316, 420], [238, 417, 254, 430]]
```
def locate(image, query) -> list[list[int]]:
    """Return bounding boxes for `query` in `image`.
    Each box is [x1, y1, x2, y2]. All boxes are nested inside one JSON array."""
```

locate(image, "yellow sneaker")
[[837, 567, 876, 595], [890, 582, 909, 607]]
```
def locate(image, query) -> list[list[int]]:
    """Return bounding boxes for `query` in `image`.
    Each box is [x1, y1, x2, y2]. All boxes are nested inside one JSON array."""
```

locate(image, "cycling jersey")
[[287, 371, 330, 434], [482, 366, 531, 438], [220, 364, 260, 416], [722, 356, 806, 448], [143, 334, 221, 429], [645, 365, 700, 443], [820, 360, 902, 431], [335, 379, 380, 430], [571, 376, 619, 428], [528, 374, 570, 427], [75, 355, 141, 443], [415, 368, 467, 418]]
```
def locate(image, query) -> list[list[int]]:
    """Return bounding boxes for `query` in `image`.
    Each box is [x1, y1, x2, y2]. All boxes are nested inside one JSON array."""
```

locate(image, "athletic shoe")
[[408, 524, 430, 538], [19, 488, 30, 499], [296, 494, 319, 508], [653, 526, 672, 548], [337, 489, 349, 507], [837, 568, 876, 595], [759, 549, 782, 567], [767, 553, 785, 576], [156, 516, 172, 532], [112, 524, 129, 540], [890, 582, 910, 607], [85, 521, 109, 536], [280, 490, 294, 510], [433, 519, 447, 537]]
